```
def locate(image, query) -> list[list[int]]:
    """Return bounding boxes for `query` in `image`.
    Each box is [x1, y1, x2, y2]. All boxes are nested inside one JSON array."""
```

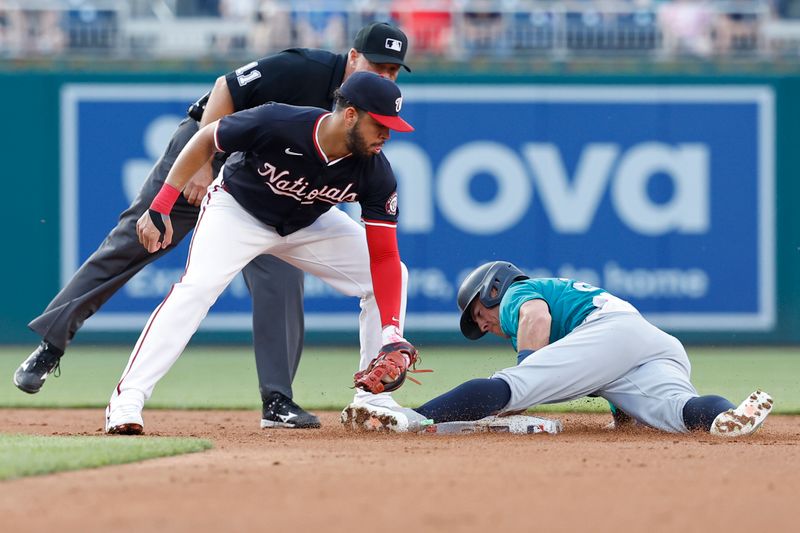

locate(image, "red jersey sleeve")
[[363, 219, 402, 330]]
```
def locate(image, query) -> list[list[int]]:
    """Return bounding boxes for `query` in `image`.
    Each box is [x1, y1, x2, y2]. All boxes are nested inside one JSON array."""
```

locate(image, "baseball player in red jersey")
[[105, 72, 415, 434]]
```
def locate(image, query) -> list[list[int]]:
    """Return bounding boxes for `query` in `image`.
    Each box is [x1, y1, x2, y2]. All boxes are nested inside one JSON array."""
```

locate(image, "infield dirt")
[[1, 409, 798, 533]]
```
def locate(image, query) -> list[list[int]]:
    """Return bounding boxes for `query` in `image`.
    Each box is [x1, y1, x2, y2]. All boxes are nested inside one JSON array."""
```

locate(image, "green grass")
[[1, 345, 798, 412], [0, 433, 212, 480]]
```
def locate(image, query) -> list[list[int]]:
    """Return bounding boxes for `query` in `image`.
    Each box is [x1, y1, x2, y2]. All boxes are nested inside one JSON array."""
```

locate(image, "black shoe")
[[13, 341, 64, 394], [261, 392, 321, 429]]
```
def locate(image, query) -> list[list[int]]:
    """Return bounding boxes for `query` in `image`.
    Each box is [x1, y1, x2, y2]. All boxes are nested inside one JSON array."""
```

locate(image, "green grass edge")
[[0, 433, 213, 481]]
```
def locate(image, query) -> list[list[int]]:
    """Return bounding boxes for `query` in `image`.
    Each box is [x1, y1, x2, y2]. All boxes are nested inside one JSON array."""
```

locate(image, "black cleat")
[[261, 392, 321, 429], [13, 341, 64, 394]]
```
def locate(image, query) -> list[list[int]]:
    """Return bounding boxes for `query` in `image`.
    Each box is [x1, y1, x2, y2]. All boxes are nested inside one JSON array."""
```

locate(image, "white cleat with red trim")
[[340, 403, 430, 433], [105, 389, 145, 435]]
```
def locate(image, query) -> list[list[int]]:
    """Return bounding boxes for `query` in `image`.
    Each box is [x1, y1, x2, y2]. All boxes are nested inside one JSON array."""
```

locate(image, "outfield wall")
[[2, 68, 799, 345]]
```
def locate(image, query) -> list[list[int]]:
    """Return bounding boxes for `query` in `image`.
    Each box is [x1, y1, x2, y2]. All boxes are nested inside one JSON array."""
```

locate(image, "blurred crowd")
[[2, 0, 800, 60]]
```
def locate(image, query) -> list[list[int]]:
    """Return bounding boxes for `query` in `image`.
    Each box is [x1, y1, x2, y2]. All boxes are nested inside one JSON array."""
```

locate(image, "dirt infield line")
[[1, 409, 798, 533]]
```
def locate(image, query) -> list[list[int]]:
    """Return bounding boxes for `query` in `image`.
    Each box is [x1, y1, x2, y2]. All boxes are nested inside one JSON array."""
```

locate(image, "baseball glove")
[[353, 341, 431, 394]]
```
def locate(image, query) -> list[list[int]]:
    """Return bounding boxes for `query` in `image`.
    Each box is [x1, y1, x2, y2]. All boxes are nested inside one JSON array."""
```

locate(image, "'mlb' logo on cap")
[[385, 38, 402, 52], [395, 97, 402, 113]]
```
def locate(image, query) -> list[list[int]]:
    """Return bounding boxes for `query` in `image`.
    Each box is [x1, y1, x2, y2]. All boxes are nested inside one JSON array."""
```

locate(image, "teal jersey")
[[499, 278, 606, 351]]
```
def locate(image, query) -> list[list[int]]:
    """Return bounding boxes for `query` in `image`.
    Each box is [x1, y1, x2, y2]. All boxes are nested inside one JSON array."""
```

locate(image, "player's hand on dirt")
[[137, 209, 173, 252], [605, 407, 636, 430], [183, 163, 213, 206]]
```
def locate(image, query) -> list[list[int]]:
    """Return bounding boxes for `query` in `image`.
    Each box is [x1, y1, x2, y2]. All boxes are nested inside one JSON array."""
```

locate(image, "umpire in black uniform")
[[14, 22, 411, 429]]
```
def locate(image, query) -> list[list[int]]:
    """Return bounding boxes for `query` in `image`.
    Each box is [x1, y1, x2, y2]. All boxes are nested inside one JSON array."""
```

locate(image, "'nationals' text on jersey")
[[215, 103, 398, 236]]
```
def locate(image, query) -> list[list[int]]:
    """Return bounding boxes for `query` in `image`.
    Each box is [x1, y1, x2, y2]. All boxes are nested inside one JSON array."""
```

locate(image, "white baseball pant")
[[110, 180, 407, 408]]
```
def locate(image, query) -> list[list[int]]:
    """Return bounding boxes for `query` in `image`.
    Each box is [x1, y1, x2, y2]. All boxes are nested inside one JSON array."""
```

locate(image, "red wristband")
[[150, 183, 181, 215]]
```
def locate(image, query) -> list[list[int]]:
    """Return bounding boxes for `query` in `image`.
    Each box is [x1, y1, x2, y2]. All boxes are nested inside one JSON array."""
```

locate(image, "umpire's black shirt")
[[225, 49, 347, 113]]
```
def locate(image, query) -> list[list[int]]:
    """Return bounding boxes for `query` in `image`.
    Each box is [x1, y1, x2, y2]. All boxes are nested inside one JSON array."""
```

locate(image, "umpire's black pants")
[[29, 117, 304, 401]]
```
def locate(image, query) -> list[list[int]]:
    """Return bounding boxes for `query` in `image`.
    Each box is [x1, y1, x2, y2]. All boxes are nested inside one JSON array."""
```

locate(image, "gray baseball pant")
[[493, 311, 698, 433], [28, 117, 304, 400]]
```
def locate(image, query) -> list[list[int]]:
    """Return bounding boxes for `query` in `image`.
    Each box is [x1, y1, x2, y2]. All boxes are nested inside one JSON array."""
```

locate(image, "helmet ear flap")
[[477, 262, 528, 309], [479, 274, 502, 308]]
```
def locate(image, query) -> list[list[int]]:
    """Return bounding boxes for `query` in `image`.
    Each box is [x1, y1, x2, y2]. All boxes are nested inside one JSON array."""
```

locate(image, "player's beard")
[[346, 118, 374, 159]]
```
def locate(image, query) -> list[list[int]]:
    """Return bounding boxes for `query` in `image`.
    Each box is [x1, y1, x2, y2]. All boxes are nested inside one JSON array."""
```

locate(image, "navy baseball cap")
[[340, 71, 414, 132], [353, 22, 411, 72]]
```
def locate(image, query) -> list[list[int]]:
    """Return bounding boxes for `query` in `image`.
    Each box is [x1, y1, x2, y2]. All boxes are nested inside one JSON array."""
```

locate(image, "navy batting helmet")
[[457, 261, 529, 340]]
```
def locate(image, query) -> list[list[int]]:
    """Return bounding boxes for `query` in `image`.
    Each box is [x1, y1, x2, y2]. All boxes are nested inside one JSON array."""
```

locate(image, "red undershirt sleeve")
[[363, 219, 402, 330]]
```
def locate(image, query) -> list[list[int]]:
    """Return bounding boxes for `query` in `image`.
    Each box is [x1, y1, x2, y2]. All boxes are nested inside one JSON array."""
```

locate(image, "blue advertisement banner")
[[61, 84, 774, 333]]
